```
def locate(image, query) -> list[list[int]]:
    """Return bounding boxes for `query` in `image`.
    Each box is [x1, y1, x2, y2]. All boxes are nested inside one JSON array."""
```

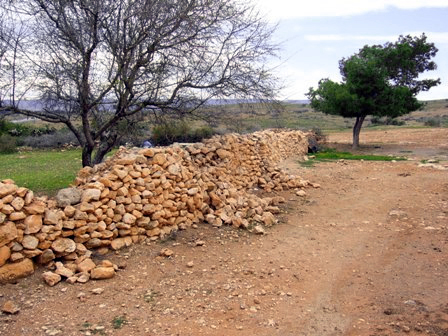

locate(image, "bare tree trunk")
[[352, 115, 366, 149], [82, 145, 93, 167]]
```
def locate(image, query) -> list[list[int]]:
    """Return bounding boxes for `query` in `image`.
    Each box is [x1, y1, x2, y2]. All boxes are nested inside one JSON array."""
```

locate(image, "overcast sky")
[[254, 0, 448, 101]]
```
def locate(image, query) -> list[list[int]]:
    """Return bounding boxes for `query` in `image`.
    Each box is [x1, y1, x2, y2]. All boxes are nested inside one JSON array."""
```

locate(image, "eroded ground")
[[1, 128, 448, 336]]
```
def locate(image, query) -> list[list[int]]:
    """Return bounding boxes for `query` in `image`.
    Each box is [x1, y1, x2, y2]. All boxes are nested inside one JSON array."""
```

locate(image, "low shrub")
[[152, 122, 215, 146], [424, 118, 441, 127], [370, 116, 405, 126], [0, 119, 56, 137], [22, 130, 78, 148], [0, 134, 17, 153]]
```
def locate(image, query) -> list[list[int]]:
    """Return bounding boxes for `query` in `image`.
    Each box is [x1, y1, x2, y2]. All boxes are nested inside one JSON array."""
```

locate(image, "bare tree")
[[0, 0, 279, 166]]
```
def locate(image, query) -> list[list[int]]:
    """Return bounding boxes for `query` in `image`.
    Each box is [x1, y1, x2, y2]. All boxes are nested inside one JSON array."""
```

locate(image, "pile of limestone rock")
[[0, 129, 313, 285]]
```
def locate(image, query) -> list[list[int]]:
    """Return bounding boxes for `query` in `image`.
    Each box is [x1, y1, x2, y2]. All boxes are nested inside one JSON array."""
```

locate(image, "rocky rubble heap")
[[0, 129, 312, 285]]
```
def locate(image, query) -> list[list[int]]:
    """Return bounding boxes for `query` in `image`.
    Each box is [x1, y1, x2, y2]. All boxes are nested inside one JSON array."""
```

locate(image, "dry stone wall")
[[0, 129, 312, 284]]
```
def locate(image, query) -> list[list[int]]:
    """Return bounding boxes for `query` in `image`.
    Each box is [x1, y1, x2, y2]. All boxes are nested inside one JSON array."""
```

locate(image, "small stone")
[[91, 287, 104, 295], [77, 272, 90, 283], [186, 261, 194, 268], [253, 225, 265, 234], [160, 248, 174, 257], [1, 300, 20, 314], [296, 190, 306, 197], [38, 249, 55, 264], [42, 271, 62, 286], [98, 260, 114, 268], [110, 238, 126, 251], [389, 210, 408, 218], [90, 267, 115, 280], [77, 258, 96, 273], [195, 240, 205, 246], [66, 276, 78, 284], [55, 262, 74, 278]]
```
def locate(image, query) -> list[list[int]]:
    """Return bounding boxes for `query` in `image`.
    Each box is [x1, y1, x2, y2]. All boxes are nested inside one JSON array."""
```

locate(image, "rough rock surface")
[[0, 130, 311, 283]]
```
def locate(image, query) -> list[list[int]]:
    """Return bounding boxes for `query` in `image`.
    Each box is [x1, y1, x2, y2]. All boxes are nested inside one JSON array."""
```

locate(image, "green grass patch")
[[0, 149, 83, 196], [112, 316, 127, 329], [300, 148, 406, 167]]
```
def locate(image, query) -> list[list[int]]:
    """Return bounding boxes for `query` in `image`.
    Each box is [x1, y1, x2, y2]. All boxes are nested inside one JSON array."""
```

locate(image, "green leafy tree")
[[307, 34, 440, 148]]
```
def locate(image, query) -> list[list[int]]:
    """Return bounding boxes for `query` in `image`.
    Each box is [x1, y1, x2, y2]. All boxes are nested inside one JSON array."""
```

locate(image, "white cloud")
[[254, 0, 448, 20], [304, 32, 448, 44], [305, 34, 397, 42]]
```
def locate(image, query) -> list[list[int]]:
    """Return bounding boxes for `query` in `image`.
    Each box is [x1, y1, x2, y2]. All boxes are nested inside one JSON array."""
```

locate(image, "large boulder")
[[0, 258, 34, 283]]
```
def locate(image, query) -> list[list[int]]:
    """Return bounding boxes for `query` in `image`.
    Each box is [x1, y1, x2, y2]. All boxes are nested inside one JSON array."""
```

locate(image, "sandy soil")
[[1, 128, 448, 336]]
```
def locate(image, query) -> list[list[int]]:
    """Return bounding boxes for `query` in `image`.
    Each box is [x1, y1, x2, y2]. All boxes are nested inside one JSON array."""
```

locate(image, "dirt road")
[[1, 128, 448, 336]]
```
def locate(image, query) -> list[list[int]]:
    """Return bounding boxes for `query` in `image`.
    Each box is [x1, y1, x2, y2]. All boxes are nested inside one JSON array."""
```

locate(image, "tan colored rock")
[[77, 272, 90, 283], [24, 215, 43, 234], [216, 148, 232, 159], [152, 153, 167, 166], [262, 212, 277, 226], [44, 210, 61, 225], [77, 258, 96, 273], [37, 249, 55, 264], [64, 206, 76, 217], [1, 204, 14, 215], [253, 225, 265, 234], [160, 248, 174, 257], [139, 148, 155, 157], [0, 245, 11, 266], [0, 222, 18, 247], [0, 258, 34, 283], [90, 266, 115, 280], [85, 238, 102, 249], [82, 188, 101, 203], [10, 252, 24, 262], [99, 260, 114, 268], [24, 190, 34, 205], [55, 262, 75, 278], [9, 212, 26, 221], [1, 300, 20, 314], [117, 186, 128, 196], [15, 187, 27, 197], [296, 190, 306, 197], [110, 238, 126, 250], [24, 201, 45, 214], [112, 167, 128, 180], [0, 213, 5, 224], [22, 249, 42, 258], [0, 183, 17, 198], [42, 271, 61, 286], [122, 213, 136, 225], [10, 197, 25, 211], [79, 202, 95, 212], [55, 188, 82, 207], [51, 238, 76, 254], [167, 163, 181, 175], [187, 188, 199, 196], [22, 235, 39, 249]]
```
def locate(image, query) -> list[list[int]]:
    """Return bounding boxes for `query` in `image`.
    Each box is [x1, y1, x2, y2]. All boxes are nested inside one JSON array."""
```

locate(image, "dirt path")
[[1, 129, 448, 336]]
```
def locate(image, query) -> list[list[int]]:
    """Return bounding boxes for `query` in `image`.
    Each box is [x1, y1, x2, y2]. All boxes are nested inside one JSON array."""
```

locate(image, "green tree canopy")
[[307, 34, 440, 148]]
